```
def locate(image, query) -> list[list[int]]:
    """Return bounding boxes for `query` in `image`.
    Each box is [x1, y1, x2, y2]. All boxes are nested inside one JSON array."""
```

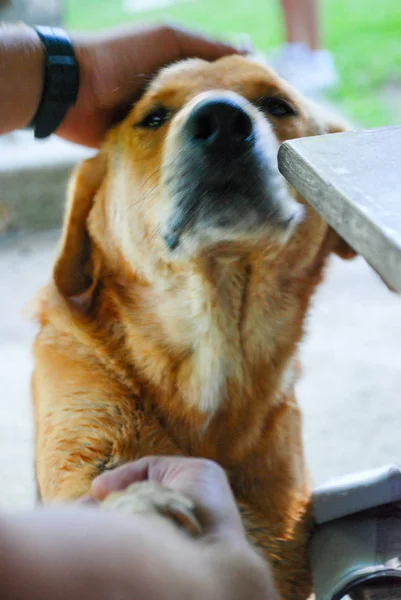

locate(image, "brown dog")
[[32, 56, 356, 599]]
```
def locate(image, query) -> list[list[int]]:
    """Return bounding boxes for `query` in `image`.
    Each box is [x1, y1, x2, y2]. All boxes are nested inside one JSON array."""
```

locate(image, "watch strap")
[[29, 26, 79, 139]]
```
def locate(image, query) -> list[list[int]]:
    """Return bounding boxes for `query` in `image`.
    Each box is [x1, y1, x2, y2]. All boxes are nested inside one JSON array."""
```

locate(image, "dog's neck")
[[105, 246, 314, 436], [152, 255, 260, 415]]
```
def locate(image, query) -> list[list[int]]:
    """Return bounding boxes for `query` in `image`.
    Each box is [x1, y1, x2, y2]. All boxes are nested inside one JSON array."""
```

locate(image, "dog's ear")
[[53, 151, 108, 310], [308, 99, 352, 136], [325, 204, 397, 292], [325, 227, 357, 260], [327, 228, 396, 291]]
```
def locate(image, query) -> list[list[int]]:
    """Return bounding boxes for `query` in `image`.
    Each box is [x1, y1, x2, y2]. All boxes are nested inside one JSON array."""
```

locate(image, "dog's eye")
[[257, 97, 297, 118], [137, 107, 169, 129]]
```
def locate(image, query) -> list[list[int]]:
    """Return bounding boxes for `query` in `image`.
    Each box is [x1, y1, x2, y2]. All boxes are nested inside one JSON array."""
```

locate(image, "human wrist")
[[55, 33, 106, 145], [0, 23, 45, 133], [67, 34, 97, 113]]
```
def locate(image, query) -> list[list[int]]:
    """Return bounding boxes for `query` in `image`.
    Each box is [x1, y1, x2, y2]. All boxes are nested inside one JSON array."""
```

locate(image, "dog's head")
[[54, 55, 353, 306]]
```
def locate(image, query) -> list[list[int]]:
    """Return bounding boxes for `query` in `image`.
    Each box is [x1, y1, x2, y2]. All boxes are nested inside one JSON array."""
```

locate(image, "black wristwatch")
[[28, 26, 80, 139]]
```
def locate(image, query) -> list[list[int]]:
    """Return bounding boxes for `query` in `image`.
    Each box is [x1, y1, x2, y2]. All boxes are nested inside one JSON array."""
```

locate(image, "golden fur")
[[32, 56, 356, 599]]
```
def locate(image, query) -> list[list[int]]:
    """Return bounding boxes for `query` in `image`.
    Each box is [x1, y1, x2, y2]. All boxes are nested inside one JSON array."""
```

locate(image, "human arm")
[[0, 22, 240, 146], [0, 457, 277, 600], [0, 23, 44, 134]]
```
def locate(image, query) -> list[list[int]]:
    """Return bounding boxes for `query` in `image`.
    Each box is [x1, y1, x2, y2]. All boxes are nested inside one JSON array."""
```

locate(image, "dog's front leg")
[[237, 499, 312, 600], [32, 337, 180, 502]]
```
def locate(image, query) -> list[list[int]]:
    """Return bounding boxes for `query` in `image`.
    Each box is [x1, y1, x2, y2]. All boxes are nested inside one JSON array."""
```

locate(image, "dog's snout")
[[186, 97, 254, 151]]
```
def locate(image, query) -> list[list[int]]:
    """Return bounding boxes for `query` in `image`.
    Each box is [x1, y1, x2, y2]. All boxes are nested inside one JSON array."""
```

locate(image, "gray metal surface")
[[278, 125, 401, 293]]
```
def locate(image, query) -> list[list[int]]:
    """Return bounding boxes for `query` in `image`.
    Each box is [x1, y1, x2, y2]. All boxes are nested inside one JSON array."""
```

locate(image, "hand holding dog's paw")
[[100, 481, 203, 537], [92, 457, 245, 542]]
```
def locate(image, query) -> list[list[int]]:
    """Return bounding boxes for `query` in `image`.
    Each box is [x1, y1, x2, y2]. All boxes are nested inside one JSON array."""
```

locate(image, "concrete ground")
[[0, 230, 400, 511]]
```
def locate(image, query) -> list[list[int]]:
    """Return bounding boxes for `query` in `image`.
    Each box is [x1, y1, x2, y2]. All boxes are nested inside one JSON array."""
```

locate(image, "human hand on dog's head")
[[57, 24, 242, 148], [91, 456, 245, 542]]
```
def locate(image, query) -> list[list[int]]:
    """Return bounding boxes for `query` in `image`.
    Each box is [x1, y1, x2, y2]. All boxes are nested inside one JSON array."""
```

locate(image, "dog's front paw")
[[100, 481, 202, 537]]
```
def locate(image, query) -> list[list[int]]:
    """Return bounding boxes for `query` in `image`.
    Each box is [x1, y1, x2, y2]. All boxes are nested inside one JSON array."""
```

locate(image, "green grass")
[[66, 0, 401, 127]]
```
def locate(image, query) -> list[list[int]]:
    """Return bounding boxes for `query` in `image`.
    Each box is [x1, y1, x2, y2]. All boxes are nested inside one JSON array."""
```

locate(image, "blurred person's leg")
[[304, 0, 320, 51], [281, 0, 319, 50], [270, 0, 338, 94]]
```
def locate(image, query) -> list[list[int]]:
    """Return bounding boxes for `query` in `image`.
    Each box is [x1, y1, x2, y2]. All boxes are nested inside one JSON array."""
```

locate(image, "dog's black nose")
[[186, 97, 254, 151]]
